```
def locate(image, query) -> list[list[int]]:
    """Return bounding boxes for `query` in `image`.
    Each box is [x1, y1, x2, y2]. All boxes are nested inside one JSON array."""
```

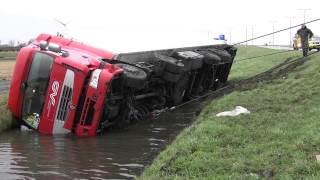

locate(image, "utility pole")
[[251, 25, 254, 46], [269, 21, 277, 46], [228, 27, 232, 44], [273, 23, 275, 46], [298, 8, 311, 23], [286, 16, 295, 47], [245, 26, 248, 47]]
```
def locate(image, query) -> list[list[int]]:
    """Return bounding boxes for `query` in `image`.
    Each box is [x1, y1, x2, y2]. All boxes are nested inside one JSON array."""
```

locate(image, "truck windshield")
[[22, 52, 54, 129]]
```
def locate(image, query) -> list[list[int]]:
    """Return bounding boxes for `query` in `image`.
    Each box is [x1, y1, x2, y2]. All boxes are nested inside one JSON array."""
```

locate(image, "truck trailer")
[[7, 34, 237, 137]]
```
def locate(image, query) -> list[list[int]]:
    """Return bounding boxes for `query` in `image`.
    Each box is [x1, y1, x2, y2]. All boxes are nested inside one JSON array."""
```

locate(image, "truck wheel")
[[207, 48, 232, 61], [115, 63, 147, 89], [197, 50, 222, 64], [172, 51, 203, 70], [165, 60, 185, 73], [190, 58, 203, 70], [172, 75, 189, 105], [155, 54, 184, 74]]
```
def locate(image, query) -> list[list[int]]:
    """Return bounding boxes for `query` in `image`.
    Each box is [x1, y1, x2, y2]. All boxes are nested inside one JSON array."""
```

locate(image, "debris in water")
[[20, 125, 32, 132], [216, 106, 250, 117]]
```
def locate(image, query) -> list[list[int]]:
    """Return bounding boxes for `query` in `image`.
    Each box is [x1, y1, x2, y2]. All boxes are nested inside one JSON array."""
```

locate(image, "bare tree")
[[28, 39, 34, 45], [8, 40, 15, 47]]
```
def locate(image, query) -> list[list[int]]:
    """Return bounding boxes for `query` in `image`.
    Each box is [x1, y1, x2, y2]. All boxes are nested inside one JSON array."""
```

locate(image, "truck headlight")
[[89, 69, 102, 88]]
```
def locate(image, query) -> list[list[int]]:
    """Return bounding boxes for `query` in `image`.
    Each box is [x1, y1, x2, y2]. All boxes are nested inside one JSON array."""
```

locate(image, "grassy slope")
[[0, 94, 17, 132], [230, 46, 300, 81], [142, 48, 320, 179]]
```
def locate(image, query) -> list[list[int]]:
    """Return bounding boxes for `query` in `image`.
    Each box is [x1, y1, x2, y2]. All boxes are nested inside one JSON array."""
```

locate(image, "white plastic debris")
[[316, 155, 320, 162], [20, 125, 32, 132], [216, 106, 250, 117]]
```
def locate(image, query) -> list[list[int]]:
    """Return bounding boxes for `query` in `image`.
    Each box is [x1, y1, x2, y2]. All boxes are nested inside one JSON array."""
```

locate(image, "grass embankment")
[[142, 47, 320, 179], [0, 51, 17, 133], [0, 60, 16, 80], [0, 94, 17, 132], [230, 46, 300, 81], [0, 51, 17, 59], [0, 51, 17, 80]]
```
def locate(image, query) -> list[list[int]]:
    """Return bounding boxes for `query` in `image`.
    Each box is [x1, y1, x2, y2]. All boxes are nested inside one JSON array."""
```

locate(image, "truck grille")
[[54, 69, 74, 122], [53, 69, 74, 134], [56, 85, 73, 121]]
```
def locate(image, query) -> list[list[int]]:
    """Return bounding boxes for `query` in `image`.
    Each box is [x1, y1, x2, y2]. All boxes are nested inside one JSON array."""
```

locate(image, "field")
[[0, 60, 16, 80], [0, 51, 17, 80], [141, 47, 320, 179]]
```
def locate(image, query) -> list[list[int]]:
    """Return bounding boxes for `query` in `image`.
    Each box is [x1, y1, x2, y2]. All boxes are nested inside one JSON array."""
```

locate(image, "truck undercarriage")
[[95, 45, 237, 133]]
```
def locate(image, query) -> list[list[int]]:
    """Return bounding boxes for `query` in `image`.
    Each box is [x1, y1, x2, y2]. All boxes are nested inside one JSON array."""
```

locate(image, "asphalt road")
[[257, 45, 293, 50], [0, 80, 10, 93]]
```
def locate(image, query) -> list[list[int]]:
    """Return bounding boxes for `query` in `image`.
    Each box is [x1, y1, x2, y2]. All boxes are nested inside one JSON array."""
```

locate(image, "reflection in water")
[[0, 99, 208, 179]]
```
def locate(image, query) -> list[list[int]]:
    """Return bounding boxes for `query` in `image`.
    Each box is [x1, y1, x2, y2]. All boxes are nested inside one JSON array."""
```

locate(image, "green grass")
[[141, 48, 320, 179], [0, 94, 17, 133], [230, 46, 300, 81], [0, 51, 17, 60]]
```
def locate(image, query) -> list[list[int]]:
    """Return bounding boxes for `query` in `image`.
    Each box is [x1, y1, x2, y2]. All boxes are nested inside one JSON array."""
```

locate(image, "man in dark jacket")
[[297, 24, 314, 56]]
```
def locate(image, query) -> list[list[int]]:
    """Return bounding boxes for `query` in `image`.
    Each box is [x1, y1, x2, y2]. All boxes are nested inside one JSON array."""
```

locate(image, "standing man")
[[297, 24, 314, 56]]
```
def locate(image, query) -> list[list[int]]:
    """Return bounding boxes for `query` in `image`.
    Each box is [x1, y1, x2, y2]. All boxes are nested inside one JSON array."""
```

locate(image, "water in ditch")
[[0, 98, 209, 179]]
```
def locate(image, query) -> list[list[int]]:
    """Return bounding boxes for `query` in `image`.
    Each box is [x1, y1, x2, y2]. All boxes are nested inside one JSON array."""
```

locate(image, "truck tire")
[[155, 54, 184, 74], [190, 58, 203, 70], [172, 51, 203, 70], [115, 63, 147, 89], [197, 50, 222, 64], [207, 48, 232, 62]]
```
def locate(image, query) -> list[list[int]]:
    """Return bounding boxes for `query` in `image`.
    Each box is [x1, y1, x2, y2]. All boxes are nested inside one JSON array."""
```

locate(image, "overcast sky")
[[0, 0, 319, 52]]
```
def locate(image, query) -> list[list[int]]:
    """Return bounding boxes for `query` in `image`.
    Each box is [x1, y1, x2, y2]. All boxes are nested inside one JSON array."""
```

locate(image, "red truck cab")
[[8, 34, 122, 136]]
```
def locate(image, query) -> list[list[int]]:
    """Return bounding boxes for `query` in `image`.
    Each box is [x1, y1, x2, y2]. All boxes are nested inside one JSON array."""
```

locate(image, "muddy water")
[[0, 99, 208, 179]]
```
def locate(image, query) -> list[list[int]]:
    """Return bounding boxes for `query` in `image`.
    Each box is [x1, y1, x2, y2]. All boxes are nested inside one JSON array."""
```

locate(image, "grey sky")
[[0, 0, 319, 52]]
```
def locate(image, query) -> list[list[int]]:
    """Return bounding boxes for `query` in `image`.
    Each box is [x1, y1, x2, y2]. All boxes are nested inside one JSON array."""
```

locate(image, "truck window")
[[22, 52, 54, 129]]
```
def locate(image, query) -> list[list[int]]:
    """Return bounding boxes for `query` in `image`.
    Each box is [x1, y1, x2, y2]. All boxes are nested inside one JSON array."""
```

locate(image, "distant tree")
[[28, 38, 34, 45], [17, 42, 27, 48], [8, 40, 15, 47]]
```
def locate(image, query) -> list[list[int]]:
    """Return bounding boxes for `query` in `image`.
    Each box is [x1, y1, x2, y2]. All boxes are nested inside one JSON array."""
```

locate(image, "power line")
[[235, 49, 294, 62], [233, 18, 320, 46]]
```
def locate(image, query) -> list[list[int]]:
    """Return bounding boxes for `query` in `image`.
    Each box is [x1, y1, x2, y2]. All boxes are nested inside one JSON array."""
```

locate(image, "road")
[[0, 80, 10, 93], [257, 45, 293, 50]]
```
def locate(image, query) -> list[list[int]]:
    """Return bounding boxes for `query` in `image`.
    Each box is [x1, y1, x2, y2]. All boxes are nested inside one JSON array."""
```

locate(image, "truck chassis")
[[94, 45, 237, 133]]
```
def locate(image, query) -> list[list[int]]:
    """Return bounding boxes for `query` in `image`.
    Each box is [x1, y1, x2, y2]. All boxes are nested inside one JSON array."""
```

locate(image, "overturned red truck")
[[7, 34, 237, 137]]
